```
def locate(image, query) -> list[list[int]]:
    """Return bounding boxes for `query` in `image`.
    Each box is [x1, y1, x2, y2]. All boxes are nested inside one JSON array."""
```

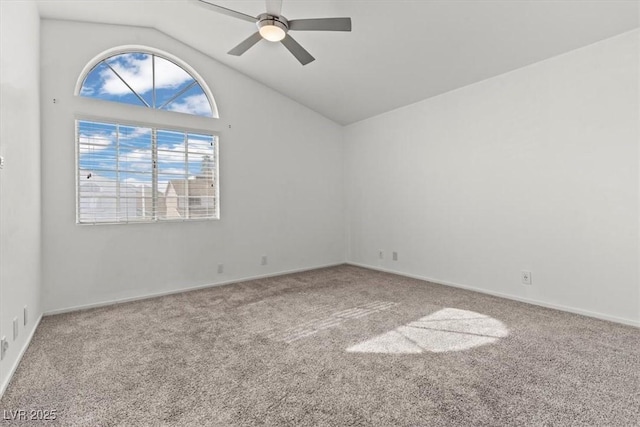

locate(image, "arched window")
[[75, 48, 219, 224], [79, 51, 217, 118]]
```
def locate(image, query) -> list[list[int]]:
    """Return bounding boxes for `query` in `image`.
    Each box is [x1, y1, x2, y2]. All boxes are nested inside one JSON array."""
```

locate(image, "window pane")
[[187, 134, 216, 177], [78, 121, 117, 223], [78, 121, 117, 171], [154, 56, 196, 108], [157, 130, 186, 165], [78, 170, 118, 223], [80, 62, 115, 98], [118, 172, 152, 221], [118, 125, 153, 174], [104, 53, 154, 107], [157, 128, 187, 217], [79, 196, 118, 223], [162, 83, 212, 117], [162, 176, 187, 220], [77, 120, 218, 223], [81, 59, 147, 107]]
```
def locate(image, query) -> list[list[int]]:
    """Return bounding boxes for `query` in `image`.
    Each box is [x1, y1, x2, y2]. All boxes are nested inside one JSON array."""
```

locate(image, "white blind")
[[77, 120, 218, 224]]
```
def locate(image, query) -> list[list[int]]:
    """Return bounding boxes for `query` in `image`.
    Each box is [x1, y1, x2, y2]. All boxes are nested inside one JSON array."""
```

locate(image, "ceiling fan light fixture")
[[259, 24, 286, 42], [257, 15, 288, 42]]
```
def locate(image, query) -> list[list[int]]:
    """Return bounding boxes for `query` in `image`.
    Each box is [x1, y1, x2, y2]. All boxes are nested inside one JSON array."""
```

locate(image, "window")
[[76, 47, 220, 224], [80, 52, 216, 117], [77, 120, 219, 224]]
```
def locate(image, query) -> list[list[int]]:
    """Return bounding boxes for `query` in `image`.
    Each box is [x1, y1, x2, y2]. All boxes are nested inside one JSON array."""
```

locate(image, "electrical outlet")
[[392, 251, 398, 261], [521, 270, 532, 285], [24, 306, 28, 326], [1, 337, 8, 361], [378, 250, 384, 259], [217, 264, 224, 274], [13, 317, 18, 341], [261, 255, 268, 266]]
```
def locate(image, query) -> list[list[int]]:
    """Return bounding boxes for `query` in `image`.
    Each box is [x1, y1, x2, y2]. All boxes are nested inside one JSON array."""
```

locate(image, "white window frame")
[[73, 45, 223, 226], [75, 46, 219, 118], [75, 117, 220, 225]]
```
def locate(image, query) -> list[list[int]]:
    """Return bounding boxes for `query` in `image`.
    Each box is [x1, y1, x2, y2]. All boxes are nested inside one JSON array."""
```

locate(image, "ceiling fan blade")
[[289, 18, 352, 32], [228, 32, 263, 56], [265, 0, 283, 16], [196, 0, 257, 23], [281, 34, 315, 65]]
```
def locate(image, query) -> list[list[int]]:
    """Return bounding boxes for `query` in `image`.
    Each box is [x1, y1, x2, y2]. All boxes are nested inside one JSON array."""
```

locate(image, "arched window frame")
[[74, 45, 219, 118], [73, 46, 222, 225]]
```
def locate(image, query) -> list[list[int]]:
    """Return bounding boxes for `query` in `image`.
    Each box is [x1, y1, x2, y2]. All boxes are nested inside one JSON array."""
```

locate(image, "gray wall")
[[345, 30, 640, 325], [0, 0, 42, 394]]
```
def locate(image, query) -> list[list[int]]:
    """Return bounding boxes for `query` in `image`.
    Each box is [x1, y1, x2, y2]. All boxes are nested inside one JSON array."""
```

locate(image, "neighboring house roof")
[[166, 176, 215, 197]]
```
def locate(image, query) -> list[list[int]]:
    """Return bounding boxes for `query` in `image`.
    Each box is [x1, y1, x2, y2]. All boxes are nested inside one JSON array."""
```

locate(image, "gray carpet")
[[1, 265, 638, 426]]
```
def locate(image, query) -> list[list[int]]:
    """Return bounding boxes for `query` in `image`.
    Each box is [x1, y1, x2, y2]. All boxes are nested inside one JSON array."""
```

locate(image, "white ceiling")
[[36, 0, 639, 125]]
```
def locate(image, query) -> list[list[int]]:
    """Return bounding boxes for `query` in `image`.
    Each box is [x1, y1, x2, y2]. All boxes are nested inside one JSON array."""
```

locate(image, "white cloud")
[[160, 168, 188, 175], [109, 133, 214, 178], [156, 137, 213, 158], [80, 86, 95, 96], [119, 148, 180, 165], [100, 54, 193, 96], [119, 127, 152, 141], [79, 132, 113, 153], [167, 94, 212, 116], [187, 138, 214, 155]]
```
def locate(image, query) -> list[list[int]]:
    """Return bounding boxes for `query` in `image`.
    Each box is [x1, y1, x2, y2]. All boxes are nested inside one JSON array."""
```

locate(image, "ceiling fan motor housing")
[[257, 13, 289, 41]]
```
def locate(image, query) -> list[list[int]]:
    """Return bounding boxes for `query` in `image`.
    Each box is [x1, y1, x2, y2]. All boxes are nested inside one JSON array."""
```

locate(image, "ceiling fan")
[[195, 0, 352, 65]]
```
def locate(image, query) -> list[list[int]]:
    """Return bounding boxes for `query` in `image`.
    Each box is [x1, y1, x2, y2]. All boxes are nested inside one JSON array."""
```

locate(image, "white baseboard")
[[347, 262, 640, 328], [0, 314, 43, 399], [44, 262, 345, 316]]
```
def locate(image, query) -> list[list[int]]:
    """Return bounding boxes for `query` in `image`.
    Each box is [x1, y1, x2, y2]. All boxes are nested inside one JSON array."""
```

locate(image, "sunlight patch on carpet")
[[346, 308, 508, 354]]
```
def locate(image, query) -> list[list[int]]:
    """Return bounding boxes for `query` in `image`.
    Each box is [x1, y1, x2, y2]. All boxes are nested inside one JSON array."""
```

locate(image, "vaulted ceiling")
[[36, 0, 639, 125]]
